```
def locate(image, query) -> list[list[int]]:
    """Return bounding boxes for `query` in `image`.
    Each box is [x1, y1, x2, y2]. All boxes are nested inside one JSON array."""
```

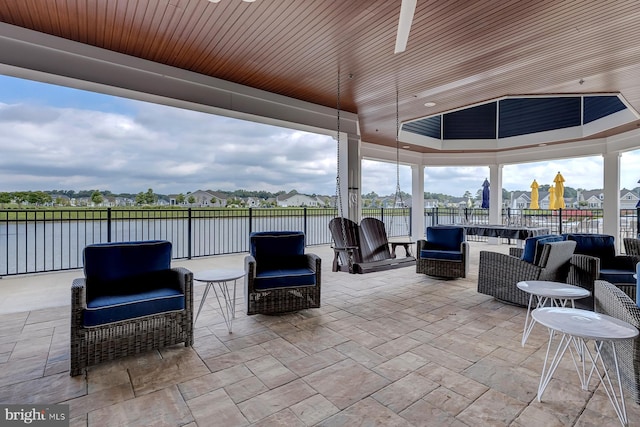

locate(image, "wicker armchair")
[[624, 237, 640, 256], [478, 240, 576, 306], [417, 226, 468, 278], [245, 231, 321, 315], [594, 279, 640, 404], [71, 240, 193, 376]]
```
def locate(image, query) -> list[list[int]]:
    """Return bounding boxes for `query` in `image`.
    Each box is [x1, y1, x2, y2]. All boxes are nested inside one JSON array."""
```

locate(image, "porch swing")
[[328, 79, 416, 273]]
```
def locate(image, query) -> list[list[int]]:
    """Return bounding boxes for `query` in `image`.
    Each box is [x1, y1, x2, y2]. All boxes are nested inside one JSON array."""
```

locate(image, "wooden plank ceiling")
[[1, 0, 640, 153]]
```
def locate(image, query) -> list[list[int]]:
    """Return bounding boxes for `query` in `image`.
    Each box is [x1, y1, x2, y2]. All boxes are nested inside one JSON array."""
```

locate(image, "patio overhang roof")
[[1, 1, 640, 162]]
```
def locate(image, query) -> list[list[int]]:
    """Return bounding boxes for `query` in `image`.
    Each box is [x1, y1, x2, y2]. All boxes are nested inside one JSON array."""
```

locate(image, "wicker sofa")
[[71, 240, 193, 376], [478, 240, 578, 307], [245, 231, 321, 315], [594, 279, 640, 404]]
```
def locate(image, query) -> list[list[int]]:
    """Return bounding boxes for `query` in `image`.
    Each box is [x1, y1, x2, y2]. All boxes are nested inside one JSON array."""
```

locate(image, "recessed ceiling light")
[[424, 102, 436, 107], [538, 143, 547, 147], [402, 145, 411, 149]]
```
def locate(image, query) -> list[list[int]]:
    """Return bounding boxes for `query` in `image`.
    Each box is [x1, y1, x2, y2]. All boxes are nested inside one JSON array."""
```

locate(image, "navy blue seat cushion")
[[419, 249, 463, 261], [600, 269, 637, 284], [82, 240, 184, 326], [521, 234, 564, 264], [254, 267, 316, 290], [249, 231, 316, 290], [84, 286, 184, 327]]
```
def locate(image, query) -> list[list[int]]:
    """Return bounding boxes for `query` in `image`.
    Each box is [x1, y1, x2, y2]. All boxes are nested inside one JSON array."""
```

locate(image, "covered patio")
[[1, 242, 637, 426], [2, 2, 640, 425], [2, 1, 640, 238]]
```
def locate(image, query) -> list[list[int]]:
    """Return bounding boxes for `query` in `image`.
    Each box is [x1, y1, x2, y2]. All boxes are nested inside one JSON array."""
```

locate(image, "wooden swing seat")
[[328, 217, 416, 274]]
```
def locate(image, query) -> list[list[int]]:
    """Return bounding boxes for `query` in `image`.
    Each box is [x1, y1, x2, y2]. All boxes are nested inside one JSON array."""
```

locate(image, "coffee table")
[[388, 237, 414, 258], [533, 307, 638, 426], [516, 280, 590, 346], [194, 268, 245, 333]]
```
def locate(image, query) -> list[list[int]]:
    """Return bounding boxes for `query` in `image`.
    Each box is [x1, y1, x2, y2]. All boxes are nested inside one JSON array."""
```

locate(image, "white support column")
[[346, 134, 362, 222], [489, 164, 503, 223], [603, 152, 621, 247], [411, 165, 425, 240], [488, 164, 503, 244]]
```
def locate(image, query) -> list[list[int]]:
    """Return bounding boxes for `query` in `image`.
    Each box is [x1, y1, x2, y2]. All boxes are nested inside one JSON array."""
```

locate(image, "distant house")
[[276, 192, 323, 207], [577, 190, 604, 209], [506, 191, 531, 209], [424, 199, 439, 208], [620, 189, 639, 209], [185, 190, 226, 207]]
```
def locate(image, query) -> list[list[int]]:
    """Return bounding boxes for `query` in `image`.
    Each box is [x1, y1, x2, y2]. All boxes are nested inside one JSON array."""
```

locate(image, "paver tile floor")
[[1, 242, 638, 426]]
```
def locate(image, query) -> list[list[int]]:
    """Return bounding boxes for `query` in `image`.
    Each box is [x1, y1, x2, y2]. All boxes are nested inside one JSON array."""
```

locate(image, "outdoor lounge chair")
[[594, 279, 640, 404], [416, 226, 468, 278], [477, 239, 578, 307], [245, 231, 321, 315], [624, 237, 640, 257], [70, 240, 193, 376], [328, 217, 415, 274]]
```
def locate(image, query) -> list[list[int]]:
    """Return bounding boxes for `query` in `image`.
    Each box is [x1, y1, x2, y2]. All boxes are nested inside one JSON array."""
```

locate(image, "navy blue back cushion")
[[521, 234, 564, 264], [84, 240, 172, 283], [250, 231, 305, 258], [565, 233, 616, 263], [426, 226, 465, 251], [250, 231, 307, 270]]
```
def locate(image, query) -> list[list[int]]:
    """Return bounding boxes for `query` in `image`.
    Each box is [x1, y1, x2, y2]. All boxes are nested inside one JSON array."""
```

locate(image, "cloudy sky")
[[1, 74, 639, 198]]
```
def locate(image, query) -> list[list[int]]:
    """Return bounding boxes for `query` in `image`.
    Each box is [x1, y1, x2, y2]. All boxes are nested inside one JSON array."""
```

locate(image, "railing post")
[[303, 207, 308, 240], [249, 207, 253, 234], [558, 208, 563, 235], [187, 208, 192, 260], [435, 207, 439, 225], [380, 207, 384, 223], [408, 207, 412, 236], [107, 208, 112, 242]]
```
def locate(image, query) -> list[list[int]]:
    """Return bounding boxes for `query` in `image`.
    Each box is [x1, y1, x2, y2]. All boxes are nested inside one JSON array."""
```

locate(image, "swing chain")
[[335, 69, 352, 269], [391, 87, 410, 237]]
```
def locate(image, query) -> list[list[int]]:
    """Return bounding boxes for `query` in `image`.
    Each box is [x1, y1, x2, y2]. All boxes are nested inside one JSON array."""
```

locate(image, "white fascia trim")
[[0, 22, 359, 138]]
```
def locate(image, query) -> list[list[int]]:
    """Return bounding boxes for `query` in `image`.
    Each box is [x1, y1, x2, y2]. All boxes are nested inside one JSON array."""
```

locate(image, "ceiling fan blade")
[[394, 0, 417, 54]]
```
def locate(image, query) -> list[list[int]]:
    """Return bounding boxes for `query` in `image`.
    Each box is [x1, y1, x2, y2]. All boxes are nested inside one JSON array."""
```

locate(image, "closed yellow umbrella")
[[529, 179, 539, 209], [548, 186, 556, 210], [554, 171, 566, 209]]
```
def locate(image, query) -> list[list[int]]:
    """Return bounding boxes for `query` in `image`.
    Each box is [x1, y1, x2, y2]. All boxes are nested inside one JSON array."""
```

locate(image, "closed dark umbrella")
[[481, 178, 490, 209], [637, 178, 640, 208]]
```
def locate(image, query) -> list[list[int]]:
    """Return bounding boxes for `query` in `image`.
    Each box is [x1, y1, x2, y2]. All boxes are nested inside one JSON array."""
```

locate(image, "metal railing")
[[1, 206, 637, 276], [0, 207, 410, 276]]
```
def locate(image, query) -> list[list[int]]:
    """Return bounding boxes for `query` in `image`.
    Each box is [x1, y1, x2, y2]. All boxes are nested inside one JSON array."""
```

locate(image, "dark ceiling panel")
[[499, 98, 581, 138]]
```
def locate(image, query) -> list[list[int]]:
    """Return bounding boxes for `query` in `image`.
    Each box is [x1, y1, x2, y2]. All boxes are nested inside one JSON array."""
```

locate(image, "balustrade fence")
[[0, 207, 637, 276]]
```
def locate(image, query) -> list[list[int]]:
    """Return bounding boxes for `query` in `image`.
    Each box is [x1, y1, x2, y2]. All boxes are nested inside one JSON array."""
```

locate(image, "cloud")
[[1, 77, 640, 197]]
